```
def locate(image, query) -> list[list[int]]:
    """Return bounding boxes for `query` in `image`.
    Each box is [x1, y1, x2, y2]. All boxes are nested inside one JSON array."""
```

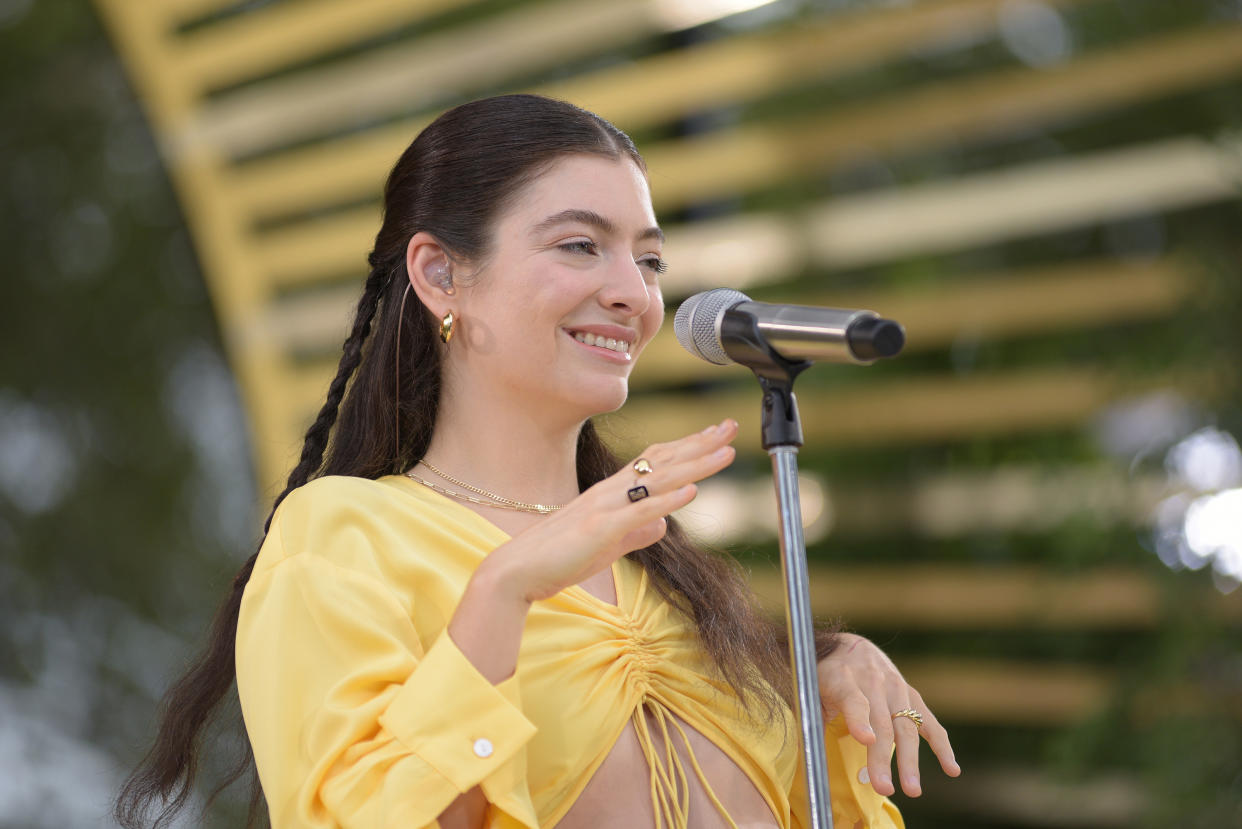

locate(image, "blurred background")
[[2, 0, 1240, 825]]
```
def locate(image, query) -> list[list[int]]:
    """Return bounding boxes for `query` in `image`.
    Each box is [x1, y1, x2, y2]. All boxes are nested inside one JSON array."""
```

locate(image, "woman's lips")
[[564, 328, 633, 362]]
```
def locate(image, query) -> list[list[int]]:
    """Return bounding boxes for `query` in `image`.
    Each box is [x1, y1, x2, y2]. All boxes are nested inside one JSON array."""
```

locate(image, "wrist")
[[472, 547, 535, 609]]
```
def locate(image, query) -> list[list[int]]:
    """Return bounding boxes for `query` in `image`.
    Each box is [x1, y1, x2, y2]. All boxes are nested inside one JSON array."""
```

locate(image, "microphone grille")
[[674, 288, 750, 365]]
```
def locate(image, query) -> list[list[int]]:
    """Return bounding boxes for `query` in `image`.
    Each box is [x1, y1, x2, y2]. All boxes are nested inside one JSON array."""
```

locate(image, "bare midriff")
[[552, 701, 780, 829]]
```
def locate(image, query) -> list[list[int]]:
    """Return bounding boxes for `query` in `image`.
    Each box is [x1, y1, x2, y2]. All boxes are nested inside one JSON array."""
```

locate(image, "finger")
[[910, 693, 960, 777], [649, 443, 736, 490], [892, 710, 922, 797], [636, 418, 738, 468], [607, 483, 698, 535], [838, 689, 876, 746], [616, 517, 668, 552], [865, 692, 896, 796]]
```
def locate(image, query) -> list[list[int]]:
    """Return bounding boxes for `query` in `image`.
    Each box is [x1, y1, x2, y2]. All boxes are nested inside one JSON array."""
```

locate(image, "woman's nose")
[[600, 257, 652, 317]]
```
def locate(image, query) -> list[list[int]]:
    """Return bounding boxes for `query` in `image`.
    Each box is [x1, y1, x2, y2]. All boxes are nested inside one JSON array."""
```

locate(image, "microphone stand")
[[719, 312, 832, 828]]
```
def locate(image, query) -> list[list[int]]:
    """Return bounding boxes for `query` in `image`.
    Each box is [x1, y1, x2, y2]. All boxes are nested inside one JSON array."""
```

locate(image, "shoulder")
[[255, 474, 506, 580], [254, 475, 414, 576]]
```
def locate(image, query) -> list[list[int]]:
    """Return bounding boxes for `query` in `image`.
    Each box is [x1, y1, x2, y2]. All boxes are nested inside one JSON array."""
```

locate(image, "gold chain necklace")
[[406, 459, 566, 515]]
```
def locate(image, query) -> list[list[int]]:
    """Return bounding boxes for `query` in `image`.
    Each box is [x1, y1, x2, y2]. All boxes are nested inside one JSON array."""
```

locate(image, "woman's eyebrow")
[[532, 208, 664, 243]]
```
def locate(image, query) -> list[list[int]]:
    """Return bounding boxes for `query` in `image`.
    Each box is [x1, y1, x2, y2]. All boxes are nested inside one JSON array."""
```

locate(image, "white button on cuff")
[[473, 738, 494, 759]]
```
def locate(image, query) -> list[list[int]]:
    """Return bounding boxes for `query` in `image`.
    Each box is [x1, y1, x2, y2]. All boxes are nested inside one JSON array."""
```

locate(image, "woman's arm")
[[436, 557, 535, 827]]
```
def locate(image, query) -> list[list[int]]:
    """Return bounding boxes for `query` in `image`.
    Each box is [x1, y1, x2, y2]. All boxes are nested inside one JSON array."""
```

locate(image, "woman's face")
[[447, 154, 665, 422]]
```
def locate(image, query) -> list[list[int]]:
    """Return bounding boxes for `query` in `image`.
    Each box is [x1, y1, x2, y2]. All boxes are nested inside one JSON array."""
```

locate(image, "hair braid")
[[265, 261, 390, 530]]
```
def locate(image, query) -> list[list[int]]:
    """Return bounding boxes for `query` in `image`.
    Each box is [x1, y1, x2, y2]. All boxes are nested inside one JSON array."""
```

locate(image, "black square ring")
[[627, 485, 649, 502]]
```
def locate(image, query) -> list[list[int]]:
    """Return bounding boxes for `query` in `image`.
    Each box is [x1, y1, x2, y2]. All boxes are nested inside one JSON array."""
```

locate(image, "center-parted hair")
[[116, 94, 830, 829]]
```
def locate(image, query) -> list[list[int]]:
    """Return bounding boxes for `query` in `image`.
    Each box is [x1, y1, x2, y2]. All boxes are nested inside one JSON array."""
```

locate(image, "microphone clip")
[[720, 309, 811, 450]]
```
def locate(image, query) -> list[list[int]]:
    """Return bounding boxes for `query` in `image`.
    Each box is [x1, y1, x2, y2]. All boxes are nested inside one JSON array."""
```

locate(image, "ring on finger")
[[627, 485, 650, 502], [632, 458, 654, 475], [892, 708, 924, 729]]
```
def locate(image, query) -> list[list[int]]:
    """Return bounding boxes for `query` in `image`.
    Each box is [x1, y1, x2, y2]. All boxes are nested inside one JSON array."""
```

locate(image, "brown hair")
[[115, 94, 834, 828]]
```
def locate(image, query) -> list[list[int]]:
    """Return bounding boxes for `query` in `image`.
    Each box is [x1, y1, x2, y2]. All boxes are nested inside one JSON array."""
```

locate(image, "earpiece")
[[429, 263, 455, 295]]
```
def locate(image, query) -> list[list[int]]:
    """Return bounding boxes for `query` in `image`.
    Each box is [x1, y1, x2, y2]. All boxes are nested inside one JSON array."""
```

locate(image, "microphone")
[[674, 288, 905, 367]]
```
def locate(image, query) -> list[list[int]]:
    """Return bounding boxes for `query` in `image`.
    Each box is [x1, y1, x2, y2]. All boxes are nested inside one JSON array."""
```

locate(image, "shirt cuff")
[[378, 628, 537, 794]]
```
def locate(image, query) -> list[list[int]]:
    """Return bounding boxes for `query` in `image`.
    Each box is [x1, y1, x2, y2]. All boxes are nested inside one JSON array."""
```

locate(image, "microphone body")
[[674, 288, 905, 367]]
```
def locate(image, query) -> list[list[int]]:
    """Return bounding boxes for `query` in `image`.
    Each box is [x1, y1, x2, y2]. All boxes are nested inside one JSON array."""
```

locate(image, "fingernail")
[[878, 773, 891, 789], [857, 767, 869, 784], [905, 775, 919, 790]]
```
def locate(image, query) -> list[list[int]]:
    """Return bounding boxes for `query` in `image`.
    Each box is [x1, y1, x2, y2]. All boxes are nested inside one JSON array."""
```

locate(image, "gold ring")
[[892, 708, 924, 729], [632, 458, 653, 475]]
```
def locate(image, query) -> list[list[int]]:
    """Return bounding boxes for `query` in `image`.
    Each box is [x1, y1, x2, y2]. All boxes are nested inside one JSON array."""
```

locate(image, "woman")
[[117, 94, 958, 828]]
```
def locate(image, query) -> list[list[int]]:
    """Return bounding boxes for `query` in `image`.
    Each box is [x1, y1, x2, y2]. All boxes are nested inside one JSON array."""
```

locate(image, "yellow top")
[[236, 474, 904, 828]]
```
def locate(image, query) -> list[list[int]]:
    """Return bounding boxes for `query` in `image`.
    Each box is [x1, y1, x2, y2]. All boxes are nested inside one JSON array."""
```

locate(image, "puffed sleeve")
[[236, 494, 539, 828], [788, 714, 904, 829]]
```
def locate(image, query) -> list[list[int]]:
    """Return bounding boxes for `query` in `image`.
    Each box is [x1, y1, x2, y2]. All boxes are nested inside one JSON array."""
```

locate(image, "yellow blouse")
[[236, 474, 904, 828]]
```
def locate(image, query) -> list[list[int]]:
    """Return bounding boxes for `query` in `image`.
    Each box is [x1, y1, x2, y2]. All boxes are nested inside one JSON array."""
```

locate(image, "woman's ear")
[[405, 231, 456, 316]]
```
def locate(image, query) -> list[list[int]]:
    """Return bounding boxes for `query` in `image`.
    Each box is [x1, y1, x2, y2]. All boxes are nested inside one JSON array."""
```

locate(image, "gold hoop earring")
[[439, 310, 456, 344]]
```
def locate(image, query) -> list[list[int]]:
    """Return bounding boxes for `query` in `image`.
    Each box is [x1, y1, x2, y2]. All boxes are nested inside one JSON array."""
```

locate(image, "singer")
[[117, 95, 958, 829]]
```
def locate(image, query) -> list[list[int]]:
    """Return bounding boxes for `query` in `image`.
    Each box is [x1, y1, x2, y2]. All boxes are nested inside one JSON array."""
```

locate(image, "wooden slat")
[[681, 464, 1170, 543], [603, 367, 1209, 454], [801, 136, 1242, 269], [162, 0, 241, 26], [747, 565, 1242, 628], [181, 0, 664, 159], [225, 0, 1098, 224], [175, 0, 477, 94], [923, 768, 1148, 827], [643, 24, 1242, 211], [902, 659, 1113, 724]]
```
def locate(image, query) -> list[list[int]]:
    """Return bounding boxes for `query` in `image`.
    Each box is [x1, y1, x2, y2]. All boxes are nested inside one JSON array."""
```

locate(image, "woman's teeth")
[[572, 331, 630, 354]]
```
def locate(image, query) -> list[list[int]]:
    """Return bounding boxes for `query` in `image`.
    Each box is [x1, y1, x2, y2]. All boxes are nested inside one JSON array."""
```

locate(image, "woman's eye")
[[558, 240, 598, 255], [639, 257, 668, 275]]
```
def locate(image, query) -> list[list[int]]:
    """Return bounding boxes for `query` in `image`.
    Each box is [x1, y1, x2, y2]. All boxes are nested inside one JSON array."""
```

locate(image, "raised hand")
[[497, 418, 740, 603], [817, 633, 960, 798]]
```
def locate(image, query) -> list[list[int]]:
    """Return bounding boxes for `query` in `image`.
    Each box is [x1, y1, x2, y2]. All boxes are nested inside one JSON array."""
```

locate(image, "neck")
[[419, 375, 585, 509]]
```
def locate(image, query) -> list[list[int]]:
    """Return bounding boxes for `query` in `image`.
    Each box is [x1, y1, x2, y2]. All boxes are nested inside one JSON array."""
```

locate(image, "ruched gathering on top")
[[234, 474, 904, 828]]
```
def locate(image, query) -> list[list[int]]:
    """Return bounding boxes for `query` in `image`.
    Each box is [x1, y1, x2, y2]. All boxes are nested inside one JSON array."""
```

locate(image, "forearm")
[[447, 552, 533, 685]]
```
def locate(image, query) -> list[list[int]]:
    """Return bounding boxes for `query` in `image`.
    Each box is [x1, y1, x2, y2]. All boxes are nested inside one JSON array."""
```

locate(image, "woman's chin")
[[565, 379, 630, 419]]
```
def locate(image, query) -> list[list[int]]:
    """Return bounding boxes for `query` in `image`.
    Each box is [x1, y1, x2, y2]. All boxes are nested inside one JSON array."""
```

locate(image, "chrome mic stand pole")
[[720, 314, 832, 829]]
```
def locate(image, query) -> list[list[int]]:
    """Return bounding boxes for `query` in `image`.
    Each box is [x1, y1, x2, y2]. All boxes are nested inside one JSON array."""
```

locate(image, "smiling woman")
[[115, 95, 955, 829]]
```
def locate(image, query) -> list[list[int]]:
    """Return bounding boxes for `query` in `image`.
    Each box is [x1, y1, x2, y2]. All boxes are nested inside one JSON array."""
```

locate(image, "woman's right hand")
[[489, 417, 739, 603]]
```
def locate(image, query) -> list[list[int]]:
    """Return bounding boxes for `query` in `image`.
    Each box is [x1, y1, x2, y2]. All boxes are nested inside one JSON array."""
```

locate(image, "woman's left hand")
[[817, 633, 961, 798]]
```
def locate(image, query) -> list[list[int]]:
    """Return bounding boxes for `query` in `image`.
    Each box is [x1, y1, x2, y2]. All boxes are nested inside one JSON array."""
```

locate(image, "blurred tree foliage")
[[0, 0, 255, 824]]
